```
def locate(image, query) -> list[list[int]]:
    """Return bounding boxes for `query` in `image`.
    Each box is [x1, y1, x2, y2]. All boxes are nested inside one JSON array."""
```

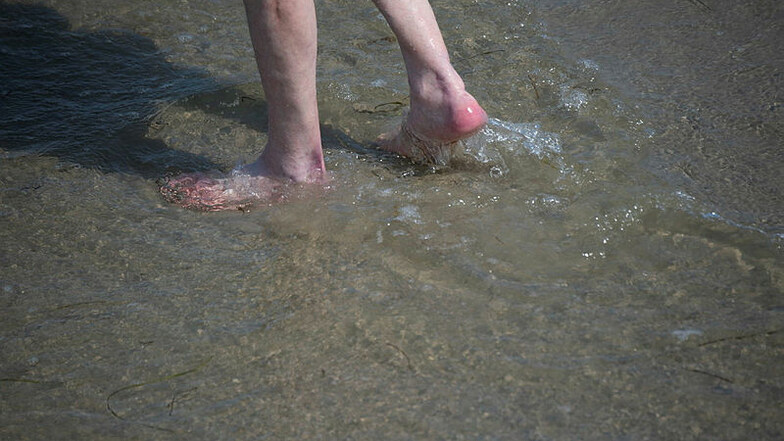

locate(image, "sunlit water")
[[1, 0, 782, 439]]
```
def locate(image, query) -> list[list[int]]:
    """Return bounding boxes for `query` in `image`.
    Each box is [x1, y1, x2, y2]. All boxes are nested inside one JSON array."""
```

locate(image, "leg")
[[242, 0, 325, 182], [372, 0, 487, 163], [161, 0, 325, 210]]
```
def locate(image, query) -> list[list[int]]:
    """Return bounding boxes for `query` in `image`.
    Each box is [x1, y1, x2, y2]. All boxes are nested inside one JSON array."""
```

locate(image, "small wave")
[[462, 117, 564, 178], [481, 117, 562, 157]]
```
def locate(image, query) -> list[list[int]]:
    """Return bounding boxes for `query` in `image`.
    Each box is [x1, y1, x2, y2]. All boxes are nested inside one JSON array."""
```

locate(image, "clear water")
[[1, 0, 782, 439]]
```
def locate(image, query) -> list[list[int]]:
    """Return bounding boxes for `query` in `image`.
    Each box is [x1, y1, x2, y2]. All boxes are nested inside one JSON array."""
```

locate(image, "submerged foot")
[[159, 171, 285, 211], [378, 90, 487, 165], [160, 148, 327, 211]]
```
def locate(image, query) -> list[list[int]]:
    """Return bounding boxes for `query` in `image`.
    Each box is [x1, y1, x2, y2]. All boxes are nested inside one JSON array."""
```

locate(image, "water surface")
[[1, 0, 782, 439]]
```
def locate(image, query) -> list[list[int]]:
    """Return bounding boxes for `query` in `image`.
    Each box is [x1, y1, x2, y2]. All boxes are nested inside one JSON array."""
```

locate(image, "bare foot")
[[160, 145, 326, 211], [378, 90, 487, 165], [159, 171, 286, 211]]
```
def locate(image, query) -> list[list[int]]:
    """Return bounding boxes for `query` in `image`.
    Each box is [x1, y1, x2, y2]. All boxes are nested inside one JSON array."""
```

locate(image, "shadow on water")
[[0, 3, 381, 181], [0, 3, 226, 178], [172, 83, 389, 159]]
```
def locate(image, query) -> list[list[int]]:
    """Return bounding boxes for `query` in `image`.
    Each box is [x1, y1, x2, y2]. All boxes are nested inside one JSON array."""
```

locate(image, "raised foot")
[[377, 92, 488, 165]]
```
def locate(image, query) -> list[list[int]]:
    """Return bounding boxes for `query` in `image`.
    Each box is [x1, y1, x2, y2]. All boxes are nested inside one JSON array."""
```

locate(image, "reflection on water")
[[1, 0, 782, 440]]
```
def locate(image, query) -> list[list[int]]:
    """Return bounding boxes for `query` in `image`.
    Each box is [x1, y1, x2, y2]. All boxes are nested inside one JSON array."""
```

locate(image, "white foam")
[[481, 117, 562, 158], [560, 87, 589, 110], [395, 204, 423, 224], [672, 329, 703, 342]]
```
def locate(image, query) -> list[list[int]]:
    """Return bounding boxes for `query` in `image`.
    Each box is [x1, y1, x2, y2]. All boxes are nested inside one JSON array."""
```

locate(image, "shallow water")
[[1, 0, 782, 439]]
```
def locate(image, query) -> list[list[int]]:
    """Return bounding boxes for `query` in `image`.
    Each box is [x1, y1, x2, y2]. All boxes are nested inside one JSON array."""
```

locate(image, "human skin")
[[160, 0, 487, 210]]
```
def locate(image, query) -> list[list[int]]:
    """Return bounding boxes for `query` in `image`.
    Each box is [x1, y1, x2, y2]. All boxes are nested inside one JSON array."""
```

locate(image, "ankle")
[[250, 143, 325, 183], [409, 67, 465, 100]]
